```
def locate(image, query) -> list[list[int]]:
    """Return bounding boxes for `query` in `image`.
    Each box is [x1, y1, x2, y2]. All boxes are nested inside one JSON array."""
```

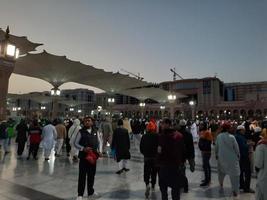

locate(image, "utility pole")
[[170, 67, 183, 81]]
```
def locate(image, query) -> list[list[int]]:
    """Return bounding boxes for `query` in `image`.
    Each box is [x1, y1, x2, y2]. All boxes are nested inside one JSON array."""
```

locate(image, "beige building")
[[114, 78, 267, 120]]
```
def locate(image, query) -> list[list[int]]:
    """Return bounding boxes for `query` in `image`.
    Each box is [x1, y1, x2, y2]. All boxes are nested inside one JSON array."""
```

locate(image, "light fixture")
[[12, 107, 17, 111], [69, 108, 74, 111], [50, 87, 61, 96], [6, 44, 16, 56], [17, 107, 21, 111], [108, 98, 115, 103], [189, 100, 195, 106], [168, 94, 176, 101], [77, 109, 82, 113], [160, 105, 165, 110], [0, 27, 19, 60], [139, 102, 145, 107], [41, 106, 46, 110]]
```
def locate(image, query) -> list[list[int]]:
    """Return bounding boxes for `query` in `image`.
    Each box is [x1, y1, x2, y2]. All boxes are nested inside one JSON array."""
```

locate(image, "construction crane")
[[120, 68, 144, 80], [170, 67, 183, 81]]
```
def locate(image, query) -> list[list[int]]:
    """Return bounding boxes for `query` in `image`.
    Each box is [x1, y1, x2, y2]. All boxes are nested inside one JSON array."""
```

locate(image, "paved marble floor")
[[0, 137, 256, 200]]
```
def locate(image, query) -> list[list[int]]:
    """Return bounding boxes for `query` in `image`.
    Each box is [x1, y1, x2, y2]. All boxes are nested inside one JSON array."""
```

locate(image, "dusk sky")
[[0, 0, 266, 94]]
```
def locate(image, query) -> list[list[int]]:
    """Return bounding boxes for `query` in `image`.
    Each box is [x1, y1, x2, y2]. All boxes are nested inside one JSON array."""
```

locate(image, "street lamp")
[[160, 105, 165, 119], [139, 102, 145, 118], [189, 100, 196, 120], [0, 27, 19, 121], [50, 87, 60, 119], [168, 94, 176, 120], [107, 97, 115, 116]]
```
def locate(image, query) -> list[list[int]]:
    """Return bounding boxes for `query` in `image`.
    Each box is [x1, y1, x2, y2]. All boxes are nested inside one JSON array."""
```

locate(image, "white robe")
[[190, 122, 198, 142], [41, 124, 57, 150], [215, 132, 240, 176], [255, 143, 267, 200], [68, 119, 81, 156]]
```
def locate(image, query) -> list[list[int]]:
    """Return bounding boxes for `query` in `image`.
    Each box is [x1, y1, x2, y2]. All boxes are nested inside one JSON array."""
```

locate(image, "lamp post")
[[168, 94, 176, 120], [189, 100, 195, 120], [0, 27, 19, 121], [107, 97, 115, 117], [50, 87, 61, 119], [139, 102, 145, 119], [160, 105, 165, 119]]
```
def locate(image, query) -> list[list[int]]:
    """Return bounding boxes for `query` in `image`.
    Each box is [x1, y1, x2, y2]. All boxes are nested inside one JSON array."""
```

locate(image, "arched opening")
[[248, 110, 254, 118]]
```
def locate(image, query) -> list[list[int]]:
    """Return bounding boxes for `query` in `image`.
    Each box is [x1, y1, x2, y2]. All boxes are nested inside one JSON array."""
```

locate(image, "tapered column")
[[0, 65, 14, 121], [51, 97, 59, 120]]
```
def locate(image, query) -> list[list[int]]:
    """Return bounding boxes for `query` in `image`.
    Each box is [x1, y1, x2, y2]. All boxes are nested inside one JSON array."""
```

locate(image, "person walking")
[[140, 121, 159, 198], [0, 120, 9, 154], [157, 118, 185, 200], [27, 120, 42, 160], [235, 125, 255, 193], [178, 119, 195, 192], [255, 134, 267, 200], [111, 119, 131, 174], [198, 122, 212, 187], [69, 118, 81, 162], [74, 116, 100, 200], [41, 120, 57, 161], [15, 119, 28, 157], [215, 123, 240, 198], [54, 119, 67, 157], [99, 117, 113, 154]]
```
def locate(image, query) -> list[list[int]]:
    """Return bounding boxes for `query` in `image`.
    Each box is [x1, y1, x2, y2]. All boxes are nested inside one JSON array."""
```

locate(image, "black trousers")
[[144, 158, 158, 186], [17, 141, 26, 156], [28, 143, 39, 158], [78, 159, 96, 196], [159, 166, 182, 200], [240, 158, 251, 191], [181, 164, 188, 190], [65, 137, 71, 154], [202, 152, 211, 183]]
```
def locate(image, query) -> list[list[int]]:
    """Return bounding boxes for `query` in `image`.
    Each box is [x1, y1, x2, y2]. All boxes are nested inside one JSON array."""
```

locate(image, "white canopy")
[[14, 51, 149, 91]]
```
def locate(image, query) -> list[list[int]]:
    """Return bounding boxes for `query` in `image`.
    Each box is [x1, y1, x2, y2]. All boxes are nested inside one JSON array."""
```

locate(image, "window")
[[203, 80, 211, 94], [176, 82, 197, 90], [224, 87, 236, 101]]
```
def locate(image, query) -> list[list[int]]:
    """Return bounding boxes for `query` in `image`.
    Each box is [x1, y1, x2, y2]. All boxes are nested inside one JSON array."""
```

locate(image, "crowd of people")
[[0, 116, 267, 200]]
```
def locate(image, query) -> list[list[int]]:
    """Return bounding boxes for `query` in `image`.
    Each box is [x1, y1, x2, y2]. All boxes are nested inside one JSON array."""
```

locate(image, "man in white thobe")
[[42, 121, 57, 160], [255, 138, 267, 200], [215, 123, 240, 198], [190, 121, 198, 143]]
